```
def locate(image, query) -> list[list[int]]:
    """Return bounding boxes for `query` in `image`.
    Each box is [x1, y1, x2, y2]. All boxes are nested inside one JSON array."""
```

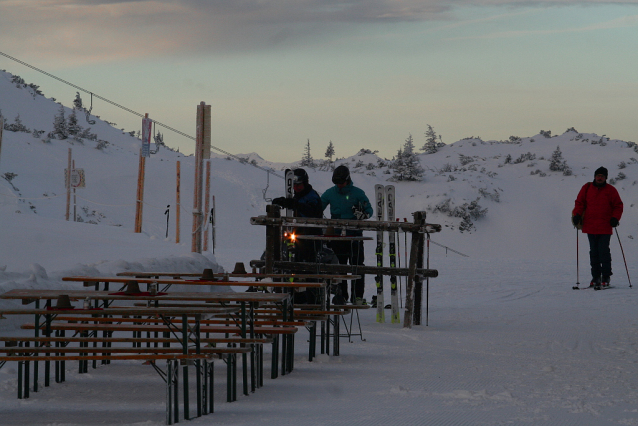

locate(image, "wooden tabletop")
[[115, 272, 360, 280], [293, 235, 373, 241], [0, 289, 291, 304], [63, 276, 328, 288], [0, 306, 240, 317]]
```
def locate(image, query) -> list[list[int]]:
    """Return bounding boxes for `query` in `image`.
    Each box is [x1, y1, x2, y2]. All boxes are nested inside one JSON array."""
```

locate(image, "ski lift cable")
[[0, 50, 284, 180], [427, 239, 469, 258]]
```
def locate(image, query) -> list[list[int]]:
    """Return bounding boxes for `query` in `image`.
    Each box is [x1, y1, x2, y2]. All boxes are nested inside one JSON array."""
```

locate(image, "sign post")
[[135, 114, 151, 233]]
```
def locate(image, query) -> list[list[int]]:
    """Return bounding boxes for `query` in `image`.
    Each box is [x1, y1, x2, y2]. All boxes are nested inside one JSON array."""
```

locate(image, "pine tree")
[[324, 140, 335, 161], [301, 139, 315, 167], [52, 105, 68, 139], [402, 134, 424, 181], [391, 148, 406, 181], [549, 146, 564, 171], [392, 134, 424, 181], [67, 109, 82, 136], [422, 124, 438, 154], [549, 145, 572, 176], [73, 92, 84, 110]]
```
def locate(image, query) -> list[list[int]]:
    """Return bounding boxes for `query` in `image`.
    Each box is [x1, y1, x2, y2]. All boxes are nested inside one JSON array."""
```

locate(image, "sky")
[[1, 0, 637, 162]]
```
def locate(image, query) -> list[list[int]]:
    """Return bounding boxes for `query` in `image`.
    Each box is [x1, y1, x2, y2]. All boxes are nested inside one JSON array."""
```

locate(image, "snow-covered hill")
[[2, 69, 638, 426], [2, 68, 637, 273]]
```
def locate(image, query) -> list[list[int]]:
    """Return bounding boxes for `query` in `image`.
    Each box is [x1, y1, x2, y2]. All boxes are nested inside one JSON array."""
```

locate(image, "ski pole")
[[396, 220, 402, 308], [615, 228, 632, 288], [575, 228, 580, 288], [164, 205, 170, 238]]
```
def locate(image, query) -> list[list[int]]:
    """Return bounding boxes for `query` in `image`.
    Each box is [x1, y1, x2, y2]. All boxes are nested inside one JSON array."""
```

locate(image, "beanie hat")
[[332, 165, 351, 185], [292, 168, 308, 184], [594, 167, 608, 178]]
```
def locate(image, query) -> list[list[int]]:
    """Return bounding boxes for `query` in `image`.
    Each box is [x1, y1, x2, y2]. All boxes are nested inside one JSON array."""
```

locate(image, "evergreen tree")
[[392, 134, 424, 181], [301, 139, 315, 167], [422, 124, 438, 154], [5, 114, 29, 132], [52, 105, 68, 139], [549, 146, 572, 176], [549, 146, 564, 171], [67, 109, 81, 136], [73, 92, 84, 110], [324, 140, 335, 161]]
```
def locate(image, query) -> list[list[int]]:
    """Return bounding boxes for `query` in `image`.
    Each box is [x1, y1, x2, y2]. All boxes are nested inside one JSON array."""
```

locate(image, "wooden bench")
[[0, 345, 237, 425]]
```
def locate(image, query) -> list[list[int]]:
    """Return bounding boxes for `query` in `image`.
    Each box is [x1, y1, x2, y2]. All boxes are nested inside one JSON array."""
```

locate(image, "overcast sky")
[[1, 0, 637, 161]]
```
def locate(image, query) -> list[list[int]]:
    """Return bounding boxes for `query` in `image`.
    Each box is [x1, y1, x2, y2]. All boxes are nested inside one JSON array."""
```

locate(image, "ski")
[[284, 169, 294, 262], [374, 184, 385, 323], [594, 285, 614, 291], [386, 185, 400, 323]]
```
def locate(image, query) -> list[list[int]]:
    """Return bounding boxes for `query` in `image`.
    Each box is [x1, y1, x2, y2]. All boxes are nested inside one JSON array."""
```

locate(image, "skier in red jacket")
[[572, 167, 623, 288]]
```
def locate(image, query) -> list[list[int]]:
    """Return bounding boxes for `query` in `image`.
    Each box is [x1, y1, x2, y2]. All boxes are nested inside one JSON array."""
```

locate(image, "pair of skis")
[[374, 184, 400, 324]]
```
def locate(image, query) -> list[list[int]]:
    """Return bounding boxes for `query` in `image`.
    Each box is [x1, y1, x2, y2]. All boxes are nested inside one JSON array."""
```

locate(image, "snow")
[[1, 69, 638, 425]]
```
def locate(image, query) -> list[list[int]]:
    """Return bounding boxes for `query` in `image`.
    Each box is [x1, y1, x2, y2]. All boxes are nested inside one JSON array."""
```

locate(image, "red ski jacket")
[[573, 182, 623, 235]]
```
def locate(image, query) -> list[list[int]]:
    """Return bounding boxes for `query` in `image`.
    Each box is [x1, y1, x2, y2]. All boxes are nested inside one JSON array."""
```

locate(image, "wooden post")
[[65, 148, 72, 221], [134, 148, 146, 233], [135, 114, 150, 233], [413, 211, 426, 326], [176, 161, 181, 244], [72, 160, 76, 222], [403, 211, 426, 328], [203, 161, 211, 252], [192, 102, 211, 253]]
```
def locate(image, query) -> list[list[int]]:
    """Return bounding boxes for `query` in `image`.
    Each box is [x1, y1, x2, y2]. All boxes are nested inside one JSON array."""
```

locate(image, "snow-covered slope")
[[2, 69, 638, 426]]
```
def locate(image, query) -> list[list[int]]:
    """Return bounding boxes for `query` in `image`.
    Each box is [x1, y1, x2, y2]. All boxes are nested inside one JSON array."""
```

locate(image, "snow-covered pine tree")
[[549, 146, 572, 176], [402, 134, 424, 181], [73, 92, 84, 111], [52, 105, 68, 139], [391, 147, 406, 181], [67, 109, 82, 136], [392, 134, 424, 181], [422, 124, 438, 154], [301, 139, 315, 167], [5, 114, 29, 132], [325, 140, 335, 161], [549, 146, 564, 171]]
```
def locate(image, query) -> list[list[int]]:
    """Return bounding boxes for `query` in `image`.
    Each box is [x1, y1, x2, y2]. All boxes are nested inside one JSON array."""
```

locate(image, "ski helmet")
[[292, 168, 309, 184], [332, 165, 350, 185]]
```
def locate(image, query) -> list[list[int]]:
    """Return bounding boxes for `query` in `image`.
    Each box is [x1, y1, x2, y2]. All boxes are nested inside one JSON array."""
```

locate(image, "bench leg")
[[195, 360, 202, 418], [271, 335, 279, 379]]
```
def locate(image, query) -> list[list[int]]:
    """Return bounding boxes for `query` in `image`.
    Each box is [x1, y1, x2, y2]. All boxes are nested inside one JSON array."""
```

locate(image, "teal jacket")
[[321, 181, 373, 235]]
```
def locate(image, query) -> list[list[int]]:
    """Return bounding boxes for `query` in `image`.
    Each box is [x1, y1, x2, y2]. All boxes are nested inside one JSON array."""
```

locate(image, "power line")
[[0, 50, 284, 179]]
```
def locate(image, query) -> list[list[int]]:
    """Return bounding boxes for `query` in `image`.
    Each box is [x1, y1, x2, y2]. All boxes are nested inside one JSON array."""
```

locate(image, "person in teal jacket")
[[321, 165, 373, 304]]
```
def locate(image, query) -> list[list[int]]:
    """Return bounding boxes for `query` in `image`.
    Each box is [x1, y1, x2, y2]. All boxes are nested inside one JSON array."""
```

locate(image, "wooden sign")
[[64, 169, 86, 188], [141, 117, 152, 157]]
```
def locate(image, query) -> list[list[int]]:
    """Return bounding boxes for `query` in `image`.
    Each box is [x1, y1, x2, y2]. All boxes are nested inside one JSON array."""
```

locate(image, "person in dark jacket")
[[272, 168, 323, 262], [272, 169, 323, 303], [572, 166, 623, 288], [321, 165, 373, 304]]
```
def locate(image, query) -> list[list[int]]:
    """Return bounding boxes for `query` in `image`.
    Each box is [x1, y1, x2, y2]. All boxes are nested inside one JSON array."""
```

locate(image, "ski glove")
[[352, 204, 369, 220], [610, 217, 619, 227], [571, 214, 582, 227], [273, 197, 296, 209]]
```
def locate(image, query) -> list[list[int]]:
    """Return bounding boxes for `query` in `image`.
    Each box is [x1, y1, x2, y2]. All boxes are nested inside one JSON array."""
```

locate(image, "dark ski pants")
[[330, 240, 365, 302], [587, 233, 612, 280]]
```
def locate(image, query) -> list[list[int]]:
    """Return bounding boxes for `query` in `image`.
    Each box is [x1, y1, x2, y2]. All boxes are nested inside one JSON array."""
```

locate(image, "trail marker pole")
[[65, 148, 72, 221], [176, 161, 181, 243]]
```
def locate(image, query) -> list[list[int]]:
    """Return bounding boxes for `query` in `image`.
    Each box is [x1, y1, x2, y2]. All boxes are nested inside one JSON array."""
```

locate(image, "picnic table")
[[0, 288, 293, 400], [109, 272, 362, 360], [0, 302, 244, 424]]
